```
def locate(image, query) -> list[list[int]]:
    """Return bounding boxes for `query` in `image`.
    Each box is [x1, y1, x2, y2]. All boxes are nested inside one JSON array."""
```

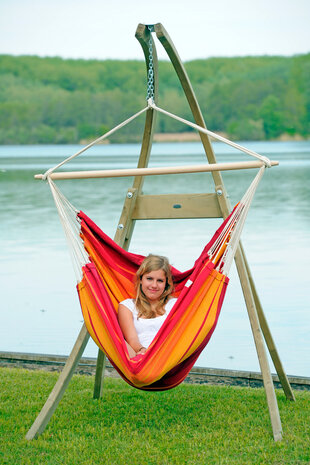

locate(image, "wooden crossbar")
[[34, 160, 278, 180]]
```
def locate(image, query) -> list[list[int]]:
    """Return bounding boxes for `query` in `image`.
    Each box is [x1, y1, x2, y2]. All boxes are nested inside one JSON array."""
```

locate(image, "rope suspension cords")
[[35, 37, 278, 390], [35, 98, 276, 181]]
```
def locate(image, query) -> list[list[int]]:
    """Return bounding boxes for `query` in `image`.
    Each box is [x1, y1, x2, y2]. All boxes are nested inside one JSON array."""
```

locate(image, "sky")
[[0, 0, 309, 61]]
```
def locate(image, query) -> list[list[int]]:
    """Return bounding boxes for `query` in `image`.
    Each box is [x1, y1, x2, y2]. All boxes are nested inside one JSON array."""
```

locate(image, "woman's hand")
[[136, 346, 147, 355]]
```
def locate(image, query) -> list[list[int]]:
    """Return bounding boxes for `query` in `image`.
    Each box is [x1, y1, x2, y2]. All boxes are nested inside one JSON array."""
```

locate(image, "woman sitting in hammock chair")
[[43, 165, 266, 390], [118, 255, 177, 358]]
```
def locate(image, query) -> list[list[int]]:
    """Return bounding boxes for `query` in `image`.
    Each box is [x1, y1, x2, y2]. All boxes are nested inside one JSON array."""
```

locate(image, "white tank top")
[[120, 298, 177, 348]]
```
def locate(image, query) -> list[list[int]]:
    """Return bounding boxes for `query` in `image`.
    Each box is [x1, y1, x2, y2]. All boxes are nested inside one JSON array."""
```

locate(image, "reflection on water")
[[1, 140, 309, 376]]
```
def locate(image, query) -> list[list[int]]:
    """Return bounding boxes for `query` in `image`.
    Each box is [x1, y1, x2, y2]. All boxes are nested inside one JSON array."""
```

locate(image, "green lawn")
[[0, 367, 309, 465]]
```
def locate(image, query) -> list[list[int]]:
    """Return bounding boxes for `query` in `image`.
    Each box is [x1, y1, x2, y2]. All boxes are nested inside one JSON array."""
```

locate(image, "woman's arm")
[[118, 304, 146, 356]]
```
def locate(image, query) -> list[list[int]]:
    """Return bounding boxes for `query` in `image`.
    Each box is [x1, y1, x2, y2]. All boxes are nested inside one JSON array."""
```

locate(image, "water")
[[1, 140, 309, 377]]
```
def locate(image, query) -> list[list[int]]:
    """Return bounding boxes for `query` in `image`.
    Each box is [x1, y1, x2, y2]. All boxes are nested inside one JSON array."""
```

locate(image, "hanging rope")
[[214, 166, 265, 275], [38, 94, 272, 182], [47, 178, 89, 281], [147, 99, 271, 167], [42, 105, 149, 180]]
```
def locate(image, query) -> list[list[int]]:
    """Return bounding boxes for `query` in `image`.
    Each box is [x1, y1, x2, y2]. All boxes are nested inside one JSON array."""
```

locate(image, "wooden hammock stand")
[[27, 23, 294, 442]]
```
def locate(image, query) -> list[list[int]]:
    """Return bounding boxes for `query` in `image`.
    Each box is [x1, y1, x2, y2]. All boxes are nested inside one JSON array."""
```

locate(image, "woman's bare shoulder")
[[119, 298, 135, 313]]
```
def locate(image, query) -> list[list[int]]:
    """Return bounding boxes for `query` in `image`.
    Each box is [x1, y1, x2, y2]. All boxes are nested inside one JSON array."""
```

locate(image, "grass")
[[0, 367, 309, 465]]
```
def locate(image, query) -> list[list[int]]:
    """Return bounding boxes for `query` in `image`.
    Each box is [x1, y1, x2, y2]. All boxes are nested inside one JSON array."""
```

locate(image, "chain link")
[[146, 26, 154, 101]]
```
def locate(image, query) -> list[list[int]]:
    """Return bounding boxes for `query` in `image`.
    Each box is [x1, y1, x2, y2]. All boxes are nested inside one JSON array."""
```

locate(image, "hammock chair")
[[46, 147, 266, 391]]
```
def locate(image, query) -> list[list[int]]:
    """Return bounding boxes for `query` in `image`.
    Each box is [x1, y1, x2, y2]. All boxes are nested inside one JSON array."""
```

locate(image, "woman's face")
[[141, 269, 167, 302]]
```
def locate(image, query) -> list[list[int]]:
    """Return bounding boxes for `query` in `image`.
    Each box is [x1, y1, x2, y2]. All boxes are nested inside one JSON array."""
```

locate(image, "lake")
[[0, 140, 309, 377]]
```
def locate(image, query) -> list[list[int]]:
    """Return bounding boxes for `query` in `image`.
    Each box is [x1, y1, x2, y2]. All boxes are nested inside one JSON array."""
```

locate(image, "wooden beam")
[[132, 193, 222, 219], [34, 160, 278, 181]]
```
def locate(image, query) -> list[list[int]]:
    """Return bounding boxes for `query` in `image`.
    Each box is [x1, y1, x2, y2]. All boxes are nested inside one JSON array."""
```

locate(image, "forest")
[[0, 53, 309, 144]]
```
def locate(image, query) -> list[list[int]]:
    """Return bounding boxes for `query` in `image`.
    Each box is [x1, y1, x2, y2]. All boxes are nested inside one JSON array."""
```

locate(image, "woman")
[[118, 254, 177, 358]]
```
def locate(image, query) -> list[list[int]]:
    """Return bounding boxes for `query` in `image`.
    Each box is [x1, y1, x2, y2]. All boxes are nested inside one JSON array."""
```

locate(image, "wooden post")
[[239, 243, 295, 401], [26, 325, 90, 440], [234, 248, 283, 441], [93, 347, 106, 399]]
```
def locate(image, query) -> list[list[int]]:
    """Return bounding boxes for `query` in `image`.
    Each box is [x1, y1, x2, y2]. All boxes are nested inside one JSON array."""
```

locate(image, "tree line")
[[0, 53, 309, 144]]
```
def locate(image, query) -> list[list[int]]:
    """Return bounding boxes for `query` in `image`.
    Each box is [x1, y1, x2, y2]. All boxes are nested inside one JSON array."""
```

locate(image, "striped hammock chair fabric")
[[77, 209, 229, 390], [47, 166, 265, 391]]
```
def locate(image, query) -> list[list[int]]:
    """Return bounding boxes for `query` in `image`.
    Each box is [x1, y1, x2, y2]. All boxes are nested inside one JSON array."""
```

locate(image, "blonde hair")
[[135, 254, 174, 319]]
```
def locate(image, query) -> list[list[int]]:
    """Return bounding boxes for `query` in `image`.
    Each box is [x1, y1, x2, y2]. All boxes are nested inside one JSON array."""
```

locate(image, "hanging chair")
[[46, 162, 265, 391]]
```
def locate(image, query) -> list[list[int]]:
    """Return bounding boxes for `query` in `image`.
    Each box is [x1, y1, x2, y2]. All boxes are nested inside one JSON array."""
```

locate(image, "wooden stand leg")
[[240, 244, 295, 401], [93, 349, 106, 399], [25, 325, 90, 440], [234, 248, 283, 441]]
